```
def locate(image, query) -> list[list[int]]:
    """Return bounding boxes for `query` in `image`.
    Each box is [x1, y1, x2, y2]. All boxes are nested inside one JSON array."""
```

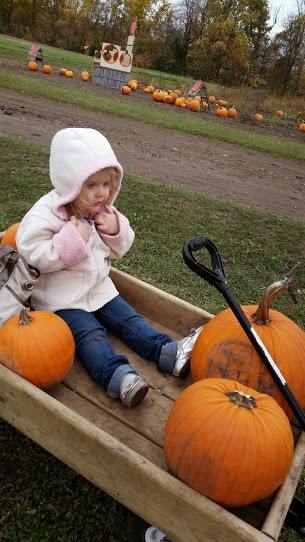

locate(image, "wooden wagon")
[[0, 241, 305, 541]]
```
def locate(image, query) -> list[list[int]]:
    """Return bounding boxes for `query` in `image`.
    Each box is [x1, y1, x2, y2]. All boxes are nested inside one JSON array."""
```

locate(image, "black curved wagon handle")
[[183, 236, 305, 432]]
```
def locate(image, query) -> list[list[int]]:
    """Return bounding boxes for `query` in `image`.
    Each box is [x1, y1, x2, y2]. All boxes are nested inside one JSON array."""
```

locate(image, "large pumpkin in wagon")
[[0, 310, 75, 390], [191, 276, 305, 420], [164, 378, 294, 508]]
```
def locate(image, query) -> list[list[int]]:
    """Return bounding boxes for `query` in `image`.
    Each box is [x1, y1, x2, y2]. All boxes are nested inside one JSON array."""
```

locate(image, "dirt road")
[[1, 87, 304, 220]]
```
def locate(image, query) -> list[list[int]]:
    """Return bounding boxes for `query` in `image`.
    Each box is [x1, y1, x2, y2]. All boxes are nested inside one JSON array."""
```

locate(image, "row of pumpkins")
[[122, 80, 305, 130], [28, 61, 89, 81], [1, 223, 304, 510]]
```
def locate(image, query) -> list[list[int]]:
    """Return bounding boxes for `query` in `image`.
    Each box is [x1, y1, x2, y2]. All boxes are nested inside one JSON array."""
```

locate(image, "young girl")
[[16, 128, 204, 407]]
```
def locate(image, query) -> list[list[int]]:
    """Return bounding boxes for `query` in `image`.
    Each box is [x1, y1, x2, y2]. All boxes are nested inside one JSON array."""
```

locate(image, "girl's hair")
[[65, 167, 118, 217]]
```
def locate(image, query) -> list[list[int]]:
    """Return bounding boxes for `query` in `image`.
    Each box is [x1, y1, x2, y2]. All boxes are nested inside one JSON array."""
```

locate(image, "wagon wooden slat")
[[0, 253, 304, 541]]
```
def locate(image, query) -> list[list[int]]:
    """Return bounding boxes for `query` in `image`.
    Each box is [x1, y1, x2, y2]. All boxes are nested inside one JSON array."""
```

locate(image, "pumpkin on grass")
[[164, 378, 294, 508], [28, 61, 37, 71], [189, 99, 200, 112], [191, 273, 305, 420], [0, 309, 75, 390], [0, 222, 20, 250], [121, 86, 131, 95], [42, 64, 51, 74], [216, 106, 227, 118]]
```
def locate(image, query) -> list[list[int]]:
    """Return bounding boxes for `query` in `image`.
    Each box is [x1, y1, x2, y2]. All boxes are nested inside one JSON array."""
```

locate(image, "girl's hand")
[[70, 216, 91, 242], [95, 205, 119, 235]]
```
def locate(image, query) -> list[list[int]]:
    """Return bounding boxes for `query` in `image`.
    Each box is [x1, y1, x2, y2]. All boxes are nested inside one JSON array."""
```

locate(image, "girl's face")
[[81, 170, 111, 214]]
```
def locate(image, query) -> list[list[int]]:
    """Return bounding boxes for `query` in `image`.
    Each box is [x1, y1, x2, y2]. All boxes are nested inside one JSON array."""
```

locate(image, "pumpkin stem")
[[225, 390, 257, 410], [251, 263, 300, 325], [19, 309, 34, 326]]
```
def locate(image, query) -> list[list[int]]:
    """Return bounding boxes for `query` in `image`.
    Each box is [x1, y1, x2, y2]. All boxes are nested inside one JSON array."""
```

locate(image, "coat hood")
[[50, 128, 123, 219]]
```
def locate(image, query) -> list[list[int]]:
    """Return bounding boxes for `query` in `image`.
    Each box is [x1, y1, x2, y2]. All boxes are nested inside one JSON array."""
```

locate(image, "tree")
[[187, 16, 250, 84], [266, 12, 305, 94]]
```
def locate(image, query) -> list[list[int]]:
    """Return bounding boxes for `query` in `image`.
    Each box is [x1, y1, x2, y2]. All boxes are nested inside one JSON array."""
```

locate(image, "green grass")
[[1, 69, 305, 162], [1, 131, 305, 538]]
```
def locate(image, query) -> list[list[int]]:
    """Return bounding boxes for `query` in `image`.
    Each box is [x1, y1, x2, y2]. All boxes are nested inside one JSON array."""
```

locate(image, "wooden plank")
[[63, 359, 174, 448], [50, 383, 167, 469], [261, 430, 305, 540], [0, 364, 271, 542]]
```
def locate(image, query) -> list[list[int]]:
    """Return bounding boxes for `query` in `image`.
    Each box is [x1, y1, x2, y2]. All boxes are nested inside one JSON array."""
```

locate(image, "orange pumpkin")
[[59, 68, 67, 75], [28, 61, 38, 71], [276, 110, 283, 117], [164, 378, 294, 508], [209, 95, 215, 103], [170, 92, 178, 103], [191, 277, 305, 420], [254, 113, 263, 122], [148, 85, 155, 93], [189, 99, 200, 112], [130, 82, 137, 91], [299, 123, 305, 132], [216, 107, 227, 118], [0, 309, 75, 390], [152, 89, 163, 102], [0, 223, 20, 250], [121, 86, 131, 95], [163, 94, 173, 104], [144, 87, 150, 93], [227, 107, 237, 118], [65, 71, 74, 78], [42, 64, 51, 74], [217, 99, 228, 107]]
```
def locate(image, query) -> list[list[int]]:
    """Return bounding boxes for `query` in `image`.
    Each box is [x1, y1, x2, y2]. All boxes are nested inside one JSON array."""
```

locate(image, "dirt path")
[[1, 87, 305, 220]]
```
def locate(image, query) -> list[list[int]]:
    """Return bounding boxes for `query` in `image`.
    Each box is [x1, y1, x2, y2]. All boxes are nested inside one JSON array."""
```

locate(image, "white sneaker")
[[172, 325, 205, 378], [119, 374, 149, 408]]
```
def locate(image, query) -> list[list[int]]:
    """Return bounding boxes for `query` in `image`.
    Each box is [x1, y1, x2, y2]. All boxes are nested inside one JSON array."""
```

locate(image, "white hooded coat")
[[16, 128, 135, 313]]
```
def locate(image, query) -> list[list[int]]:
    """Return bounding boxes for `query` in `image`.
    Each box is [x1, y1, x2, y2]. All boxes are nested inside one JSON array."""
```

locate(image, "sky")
[[269, 0, 299, 34]]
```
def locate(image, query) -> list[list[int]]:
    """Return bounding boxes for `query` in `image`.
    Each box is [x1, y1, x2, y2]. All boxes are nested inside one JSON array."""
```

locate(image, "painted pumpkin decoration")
[[65, 71, 74, 78], [227, 107, 237, 118], [299, 123, 305, 132], [0, 222, 20, 250], [189, 99, 200, 112], [59, 68, 67, 75], [0, 309, 75, 390], [42, 64, 51, 74], [216, 107, 227, 118], [164, 378, 294, 508], [121, 86, 131, 95], [28, 61, 38, 71], [191, 276, 305, 420]]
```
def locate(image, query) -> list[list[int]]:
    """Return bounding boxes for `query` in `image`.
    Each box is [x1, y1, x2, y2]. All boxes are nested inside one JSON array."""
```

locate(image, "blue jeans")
[[56, 295, 178, 397]]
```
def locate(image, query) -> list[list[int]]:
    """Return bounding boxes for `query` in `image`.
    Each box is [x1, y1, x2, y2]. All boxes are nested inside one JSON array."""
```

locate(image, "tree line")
[[1, 0, 305, 95]]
